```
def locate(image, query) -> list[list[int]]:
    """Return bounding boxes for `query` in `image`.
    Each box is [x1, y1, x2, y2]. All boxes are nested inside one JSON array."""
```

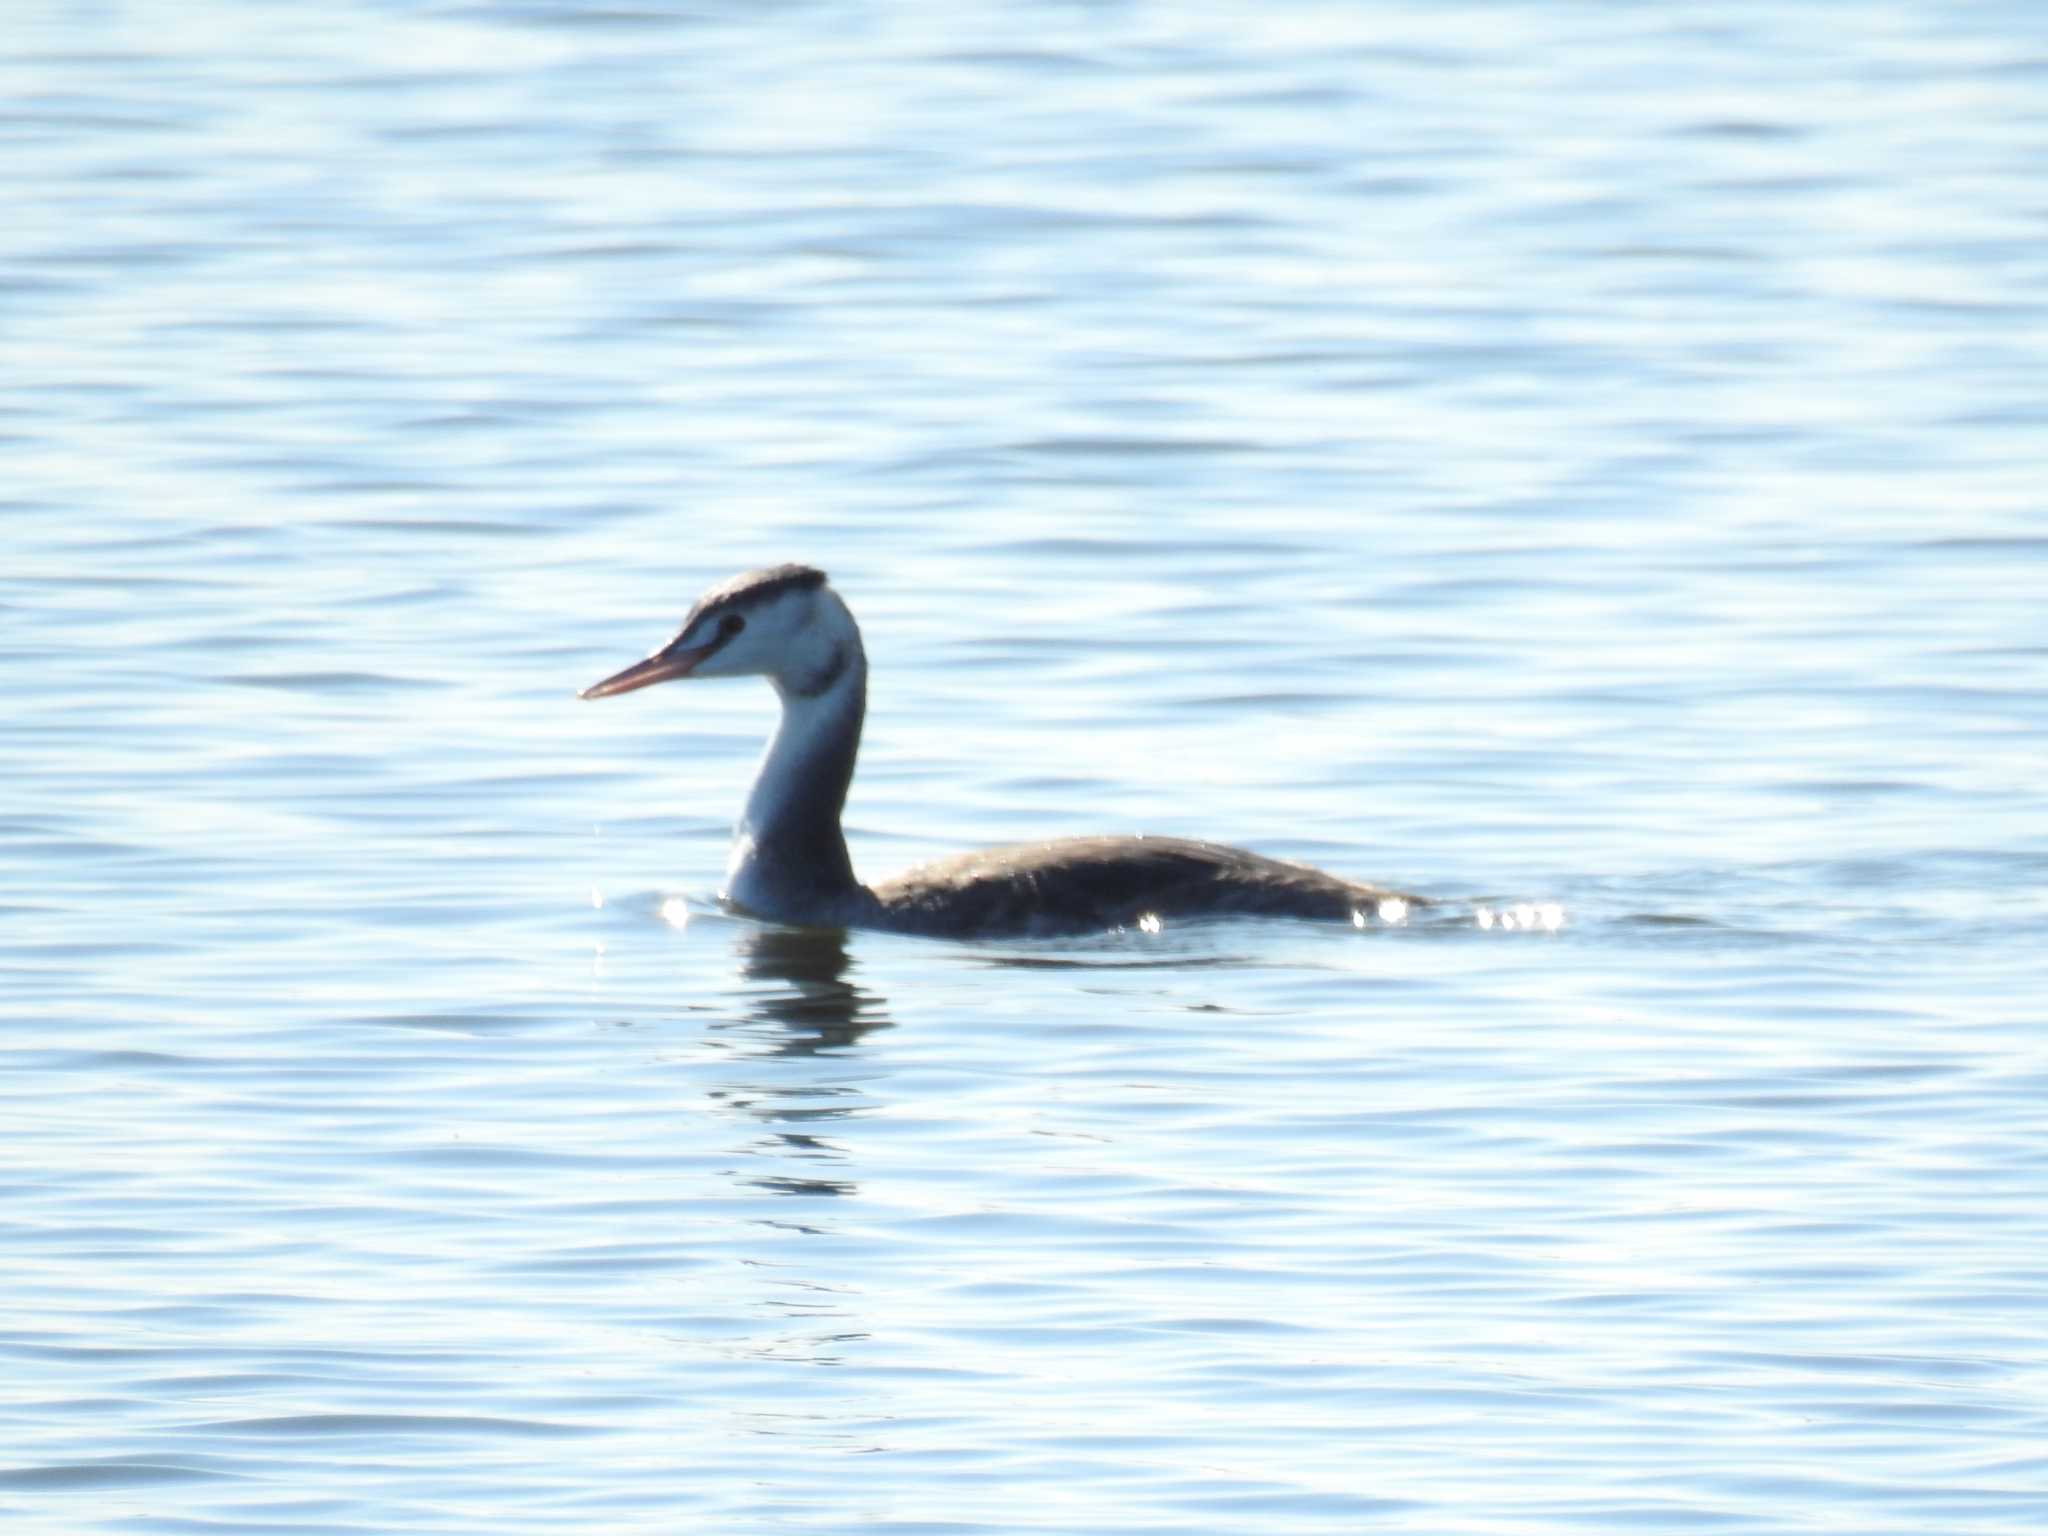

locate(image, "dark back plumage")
[[866, 835, 1420, 939]]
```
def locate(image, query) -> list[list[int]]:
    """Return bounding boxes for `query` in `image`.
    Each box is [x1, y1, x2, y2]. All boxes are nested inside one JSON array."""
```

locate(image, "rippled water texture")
[[6, 3, 2047, 1533]]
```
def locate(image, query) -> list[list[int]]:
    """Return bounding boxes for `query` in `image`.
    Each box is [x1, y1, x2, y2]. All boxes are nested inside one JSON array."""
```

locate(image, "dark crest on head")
[[686, 563, 827, 628]]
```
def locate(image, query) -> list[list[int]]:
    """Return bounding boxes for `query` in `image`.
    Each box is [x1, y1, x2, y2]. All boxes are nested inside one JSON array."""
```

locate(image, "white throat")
[[720, 628, 868, 923]]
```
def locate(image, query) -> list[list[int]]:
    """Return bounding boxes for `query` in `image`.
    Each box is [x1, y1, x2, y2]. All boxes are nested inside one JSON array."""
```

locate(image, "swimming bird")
[[581, 564, 1426, 939]]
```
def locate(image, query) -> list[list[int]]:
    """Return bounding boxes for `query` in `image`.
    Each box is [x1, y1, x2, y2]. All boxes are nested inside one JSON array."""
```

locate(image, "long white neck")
[[722, 621, 870, 925]]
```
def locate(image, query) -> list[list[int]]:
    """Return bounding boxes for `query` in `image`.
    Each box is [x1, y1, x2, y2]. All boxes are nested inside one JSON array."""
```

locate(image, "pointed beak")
[[579, 638, 713, 700]]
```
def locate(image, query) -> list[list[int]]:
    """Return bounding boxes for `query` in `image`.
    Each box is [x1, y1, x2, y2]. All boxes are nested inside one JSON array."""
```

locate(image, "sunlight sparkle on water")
[[1476, 903, 1565, 932], [1353, 897, 1412, 927]]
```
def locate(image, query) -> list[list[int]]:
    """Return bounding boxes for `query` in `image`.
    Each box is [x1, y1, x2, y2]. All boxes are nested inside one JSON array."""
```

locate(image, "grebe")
[[581, 564, 1426, 939]]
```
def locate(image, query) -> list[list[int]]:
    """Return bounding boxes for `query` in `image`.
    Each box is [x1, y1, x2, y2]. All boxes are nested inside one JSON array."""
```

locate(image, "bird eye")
[[719, 613, 745, 637]]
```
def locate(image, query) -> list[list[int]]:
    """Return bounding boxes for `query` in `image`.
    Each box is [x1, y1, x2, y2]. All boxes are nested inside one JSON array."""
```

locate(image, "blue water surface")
[[5, 3, 2047, 1533]]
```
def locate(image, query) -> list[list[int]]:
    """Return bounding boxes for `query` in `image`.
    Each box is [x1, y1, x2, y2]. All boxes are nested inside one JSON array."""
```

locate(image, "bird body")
[[582, 564, 1424, 939]]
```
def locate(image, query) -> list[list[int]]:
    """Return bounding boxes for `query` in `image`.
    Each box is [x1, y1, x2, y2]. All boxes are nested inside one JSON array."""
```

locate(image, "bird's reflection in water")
[[726, 925, 892, 1055], [708, 924, 893, 1201]]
